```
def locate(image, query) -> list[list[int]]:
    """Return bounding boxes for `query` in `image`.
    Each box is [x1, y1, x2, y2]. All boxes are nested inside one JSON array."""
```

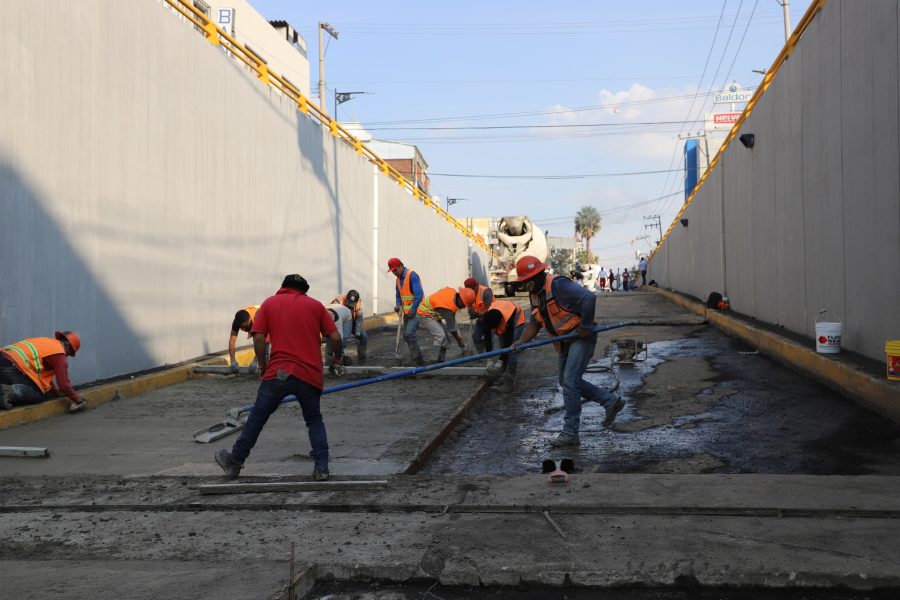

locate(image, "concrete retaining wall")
[[0, 0, 486, 384], [650, 0, 900, 361]]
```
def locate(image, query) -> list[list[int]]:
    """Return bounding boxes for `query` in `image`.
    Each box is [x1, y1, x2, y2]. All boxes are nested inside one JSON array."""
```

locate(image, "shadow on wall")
[[470, 250, 487, 283], [0, 162, 155, 385], [296, 112, 343, 291]]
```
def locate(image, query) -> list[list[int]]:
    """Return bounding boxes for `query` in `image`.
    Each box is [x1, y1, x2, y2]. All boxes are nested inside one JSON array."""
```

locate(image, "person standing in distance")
[[510, 256, 624, 447], [387, 258, 425, 366], [638, 256, 648, 287], [215, 274, 343, 481]]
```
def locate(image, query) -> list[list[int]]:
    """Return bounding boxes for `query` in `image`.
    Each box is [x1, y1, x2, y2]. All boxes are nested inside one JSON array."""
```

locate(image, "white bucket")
[[815, 312, 842, 354]]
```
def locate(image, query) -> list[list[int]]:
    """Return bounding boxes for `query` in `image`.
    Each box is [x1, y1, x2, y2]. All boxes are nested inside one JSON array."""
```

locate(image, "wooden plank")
[[0, 446, 50, 458], [198, 480, 389, 495]]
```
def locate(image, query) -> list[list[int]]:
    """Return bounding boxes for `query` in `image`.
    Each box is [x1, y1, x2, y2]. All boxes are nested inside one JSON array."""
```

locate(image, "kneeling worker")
[[0, 331, 87, 413], [329, 289, 367, 364], [325, 302, 354, 369], [481, 299, 526, 391], [416, 286, 476, 363], [510, 256, 624, 447], [229, 305, 260, 370]]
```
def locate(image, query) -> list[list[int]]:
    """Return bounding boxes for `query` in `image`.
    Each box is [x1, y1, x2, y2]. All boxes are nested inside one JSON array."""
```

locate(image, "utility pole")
[[780, 0, 791, 43], [318, 22, 339, 111], [644, 215, 662, 245]]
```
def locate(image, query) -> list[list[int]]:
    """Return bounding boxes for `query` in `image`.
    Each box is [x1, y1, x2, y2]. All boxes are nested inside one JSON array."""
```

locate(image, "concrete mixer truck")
[[488, 216, 548, 297]]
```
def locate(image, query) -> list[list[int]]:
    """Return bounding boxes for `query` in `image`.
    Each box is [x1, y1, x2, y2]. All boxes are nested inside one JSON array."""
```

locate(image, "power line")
[[722, 0, 761, 86], [363, 119, 706, 131], [430, 168, 684, 180]]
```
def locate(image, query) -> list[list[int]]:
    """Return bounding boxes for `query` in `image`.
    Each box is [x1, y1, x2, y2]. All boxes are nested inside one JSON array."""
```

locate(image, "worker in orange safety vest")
[[417, 286, 476, 363], [481, 299, 527, 392], [510, 256, 624, 447], [0, 331, 87, 413]]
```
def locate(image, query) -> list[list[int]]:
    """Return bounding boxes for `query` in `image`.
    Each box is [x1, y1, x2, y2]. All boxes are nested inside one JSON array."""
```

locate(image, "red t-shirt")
[[250, 288, 337, 389]]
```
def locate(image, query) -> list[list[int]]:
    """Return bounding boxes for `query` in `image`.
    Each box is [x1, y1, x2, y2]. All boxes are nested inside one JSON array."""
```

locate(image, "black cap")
[[281, 274, 309, 293], [346, 289, 360, 303]]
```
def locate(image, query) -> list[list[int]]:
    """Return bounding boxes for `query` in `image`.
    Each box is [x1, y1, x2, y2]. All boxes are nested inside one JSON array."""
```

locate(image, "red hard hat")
[[55, 330, 81, 355], [515, 255, 546, 281], [463, 277, 478, 289], [458, 287, 476, 307]]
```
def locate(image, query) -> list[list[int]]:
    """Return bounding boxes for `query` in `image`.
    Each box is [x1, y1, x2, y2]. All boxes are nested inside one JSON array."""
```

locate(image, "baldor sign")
[[714, 82, 752, 104]]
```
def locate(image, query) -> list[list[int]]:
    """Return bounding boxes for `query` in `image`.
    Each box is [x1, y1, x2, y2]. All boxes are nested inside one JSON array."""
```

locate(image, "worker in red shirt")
[[0, 331, 87, 413], [215, 274, 344, 481]]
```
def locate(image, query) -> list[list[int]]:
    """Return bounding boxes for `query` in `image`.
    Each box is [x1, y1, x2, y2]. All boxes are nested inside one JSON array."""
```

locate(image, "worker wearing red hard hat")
[[463, 277, 493, 354], [0, 331, 87, 413], [510, 256, 624, 447], [387, 258, 425, 365], [417, 286, 475, 363]]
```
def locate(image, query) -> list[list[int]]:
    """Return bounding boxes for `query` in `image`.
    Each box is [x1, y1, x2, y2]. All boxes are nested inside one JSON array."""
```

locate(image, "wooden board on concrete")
[[198, 480, 389, 495], [0, 446, 50, 458]]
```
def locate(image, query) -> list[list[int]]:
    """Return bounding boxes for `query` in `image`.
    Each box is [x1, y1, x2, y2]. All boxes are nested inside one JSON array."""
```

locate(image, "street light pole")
[[334, 91, 369, 121], [781, 0, 791, 43], [318, 22, 339, 111], [445, 197, 468, 213]]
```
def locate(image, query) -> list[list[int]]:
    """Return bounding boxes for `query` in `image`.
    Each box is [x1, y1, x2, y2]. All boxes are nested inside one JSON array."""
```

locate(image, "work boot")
[[215, 449, 242, 478], [550, 432, 581, 447], [496, 372, 515, 394], [0, 385, 12, 410], [313, 466, 329, 481], [602, 396, 625, 427], [436, 347, 447, 364], [408, 342, 425, 367], [357, 350, 367, 365]]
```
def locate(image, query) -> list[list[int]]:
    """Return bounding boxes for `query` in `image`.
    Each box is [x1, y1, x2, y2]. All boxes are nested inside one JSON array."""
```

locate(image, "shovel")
[[193, 320, 634, 442]]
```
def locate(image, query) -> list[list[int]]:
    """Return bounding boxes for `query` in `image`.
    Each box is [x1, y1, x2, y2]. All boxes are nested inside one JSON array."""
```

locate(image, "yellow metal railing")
[[652, 0, 827, 260], [163, 0, 489, 252]]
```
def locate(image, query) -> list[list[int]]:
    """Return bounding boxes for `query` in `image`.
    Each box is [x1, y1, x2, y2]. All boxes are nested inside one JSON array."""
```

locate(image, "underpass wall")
[[0, 0, 486, 385], [652, 0, 900, 361]]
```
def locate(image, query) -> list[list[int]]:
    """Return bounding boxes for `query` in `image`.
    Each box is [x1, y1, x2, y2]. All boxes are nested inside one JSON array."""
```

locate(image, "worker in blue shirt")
[[387, 257, 425, 366]]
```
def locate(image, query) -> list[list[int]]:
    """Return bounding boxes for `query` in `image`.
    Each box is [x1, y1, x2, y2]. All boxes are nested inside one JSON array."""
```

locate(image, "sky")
[[250, 0, 814, 268]]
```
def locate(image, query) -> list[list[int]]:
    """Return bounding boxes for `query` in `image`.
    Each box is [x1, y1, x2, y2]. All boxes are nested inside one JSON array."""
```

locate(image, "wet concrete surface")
[[425, 295, 900, 477]]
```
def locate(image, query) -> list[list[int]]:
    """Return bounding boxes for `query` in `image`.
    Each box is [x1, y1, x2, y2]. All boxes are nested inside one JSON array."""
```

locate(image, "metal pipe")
[[231, 321, 634, 415]]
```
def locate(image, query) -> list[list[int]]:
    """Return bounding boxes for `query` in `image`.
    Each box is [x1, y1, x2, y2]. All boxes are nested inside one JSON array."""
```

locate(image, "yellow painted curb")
[[0, 348, 256, 432], [647, 287, 900, 423], [362, 312, 400, 331]]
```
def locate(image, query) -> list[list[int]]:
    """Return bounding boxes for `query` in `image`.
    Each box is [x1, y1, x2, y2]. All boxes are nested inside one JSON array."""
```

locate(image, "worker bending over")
[[388, 257, 425, 366], [481, 299, 526, 392], [216, 274, 343, 481], [325, 302, 353, 369], [0, 331, 86, 413], [417, 287, 476, 363], [463, 277, 493, 353], [329, 289, 367, 364], [228, 305, 266, 371], [510, 256, 624, 447]]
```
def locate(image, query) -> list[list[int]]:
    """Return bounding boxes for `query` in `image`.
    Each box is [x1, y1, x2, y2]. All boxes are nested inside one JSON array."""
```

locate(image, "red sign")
[[713, 112, 741, 125]]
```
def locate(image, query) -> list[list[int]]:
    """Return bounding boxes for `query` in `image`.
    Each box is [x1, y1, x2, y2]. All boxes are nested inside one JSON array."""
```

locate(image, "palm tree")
[[574, 205, 601, 261]]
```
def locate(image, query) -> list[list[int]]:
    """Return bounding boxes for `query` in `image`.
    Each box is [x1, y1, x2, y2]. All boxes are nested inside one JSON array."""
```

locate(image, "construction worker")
[[510, 255, 624, 447], [228, 305, 261, 370], [463, 277, 493, 353], [325, 303, 354, 369], [388, 257, 425, 366], [215, 274, 343, 481], [329, 289, 367, 364], [416, 287, 475, 363], [0, 331, 86, 413], [481, 299, 526, 392]]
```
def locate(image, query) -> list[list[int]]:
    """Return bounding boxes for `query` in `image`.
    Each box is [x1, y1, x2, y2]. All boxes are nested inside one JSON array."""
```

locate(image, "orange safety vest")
[[1, 337, 66, 393], [530, 275, 582, 338], [472, 284, 491, 316], [396, 269, 419, 312], [490, 300, 525, 335], [329, 294, 362, 319], [238, 305, 260, 338], [417, 287, 458, 318]]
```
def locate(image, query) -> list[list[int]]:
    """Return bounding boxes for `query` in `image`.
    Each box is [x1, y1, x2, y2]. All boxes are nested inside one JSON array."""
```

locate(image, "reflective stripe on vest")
[[490, 300, 525, 335], [396, 269, 418, 310], [529, 275, 582, 336], [1, 337, 65, 393], [417, 287, 458, 317], [473, 285, 491, 315]]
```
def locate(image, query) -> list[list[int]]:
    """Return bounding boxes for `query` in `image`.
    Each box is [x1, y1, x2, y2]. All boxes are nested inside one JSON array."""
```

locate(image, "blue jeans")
[[0, 357, 45, 405], [557, 335, 617, 436], [231, 375, 328, 469], [340, 319, 369, 355], [403, 314, 419, 343], [500, 324, 525, 374], [472, 318, 487, 349]]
